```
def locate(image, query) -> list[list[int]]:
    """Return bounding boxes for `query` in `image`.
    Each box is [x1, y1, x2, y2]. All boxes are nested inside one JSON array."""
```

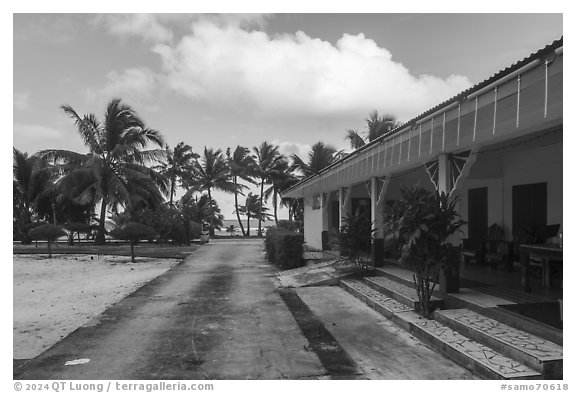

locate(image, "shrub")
[[276, 220, 298, 232], [110, 223, 157, 262], [338, 213, 373, 257], [265, 228, 305, 270], [29, 224, 66, 258]]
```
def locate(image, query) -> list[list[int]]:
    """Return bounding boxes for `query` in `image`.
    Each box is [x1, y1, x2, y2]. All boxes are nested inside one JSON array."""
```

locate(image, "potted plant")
[[383, 185, 465, 318]]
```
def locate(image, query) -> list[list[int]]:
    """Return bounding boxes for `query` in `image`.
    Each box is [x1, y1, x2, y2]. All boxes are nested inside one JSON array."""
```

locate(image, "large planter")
[[371, 238, 385, 267], [439, 249, 460, 294]]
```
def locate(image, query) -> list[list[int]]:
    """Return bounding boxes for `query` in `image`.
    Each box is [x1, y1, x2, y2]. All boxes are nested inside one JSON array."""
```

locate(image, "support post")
[[370, 177, 390, 267], [339, 187, 351, 229], [438, 153, 450, 196]]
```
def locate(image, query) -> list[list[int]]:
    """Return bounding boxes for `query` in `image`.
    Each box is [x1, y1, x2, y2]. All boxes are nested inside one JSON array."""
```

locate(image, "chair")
[[461, 237, 484, 265], [483, 223, 513, 270]]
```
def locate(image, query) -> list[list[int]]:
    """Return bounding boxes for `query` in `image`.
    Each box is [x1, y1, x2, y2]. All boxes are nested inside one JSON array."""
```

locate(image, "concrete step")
[[434, 309, 563, 378], [409, 317, 542, 380], [374, 266, 415, 287], [339, 279, 414, 330], [339, 279, 543, 380], [364, 276, 443, 310], [445, 290, 563, 346]]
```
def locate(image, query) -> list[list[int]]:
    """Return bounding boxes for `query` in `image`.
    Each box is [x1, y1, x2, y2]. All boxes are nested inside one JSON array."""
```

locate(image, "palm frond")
[[61, 105, 103, 154], [345, 129, 366, 149]]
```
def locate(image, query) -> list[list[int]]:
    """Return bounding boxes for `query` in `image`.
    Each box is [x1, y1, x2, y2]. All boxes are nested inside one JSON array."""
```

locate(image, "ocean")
[[216, 219, 277, 236]]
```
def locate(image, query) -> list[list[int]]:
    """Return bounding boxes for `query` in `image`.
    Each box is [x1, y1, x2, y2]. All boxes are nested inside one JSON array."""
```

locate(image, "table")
[[520, 244, 563, 292]]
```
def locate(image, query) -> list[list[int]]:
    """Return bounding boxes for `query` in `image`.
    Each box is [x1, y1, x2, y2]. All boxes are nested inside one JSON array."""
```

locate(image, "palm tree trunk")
[[246, 215, 250, 236], [130, 242, 135, 263], [169, 175, 176, 206], [234, 176, 246, 236], [207, 188, 215, 237], [258, 179, 264, 237], [95, 197, 108, 245], [273, 189, 279, 226]]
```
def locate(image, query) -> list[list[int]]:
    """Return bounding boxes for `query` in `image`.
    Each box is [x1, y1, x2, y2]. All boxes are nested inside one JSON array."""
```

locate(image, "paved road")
[[15, 239, 325, 379]]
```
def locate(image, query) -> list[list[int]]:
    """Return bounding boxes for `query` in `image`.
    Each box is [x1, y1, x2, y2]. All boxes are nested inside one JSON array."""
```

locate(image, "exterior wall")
[[303, 196, 324, 250], [457, 178, 504, 239], [385, 167, 435, 202], [456, 141, 562, 240]]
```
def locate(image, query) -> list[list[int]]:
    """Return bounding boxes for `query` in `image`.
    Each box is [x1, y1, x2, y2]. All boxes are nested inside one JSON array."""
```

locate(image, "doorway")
[[512, 182, 547, 239]]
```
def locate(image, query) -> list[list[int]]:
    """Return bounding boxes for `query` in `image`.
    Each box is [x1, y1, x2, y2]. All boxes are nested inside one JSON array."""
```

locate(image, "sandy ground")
[[13, 253, 180, 359]]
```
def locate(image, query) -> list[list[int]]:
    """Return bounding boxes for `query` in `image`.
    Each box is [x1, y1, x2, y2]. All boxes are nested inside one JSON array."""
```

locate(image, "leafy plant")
[[384, 185, 465, 318], [338, 213, 375, 273]]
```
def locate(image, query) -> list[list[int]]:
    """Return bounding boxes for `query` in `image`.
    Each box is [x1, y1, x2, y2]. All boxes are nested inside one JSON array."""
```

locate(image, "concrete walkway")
[[16, 239, 476, 380], [295, 287, 477, 379]]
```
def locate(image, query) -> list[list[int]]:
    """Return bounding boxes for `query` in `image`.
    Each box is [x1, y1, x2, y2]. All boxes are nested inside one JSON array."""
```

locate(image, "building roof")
[[282, 37, 563, 197]]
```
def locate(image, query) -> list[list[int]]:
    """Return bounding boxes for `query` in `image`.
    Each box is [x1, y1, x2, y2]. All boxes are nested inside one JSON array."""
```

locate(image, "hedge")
[[265, 228, 304, 270]]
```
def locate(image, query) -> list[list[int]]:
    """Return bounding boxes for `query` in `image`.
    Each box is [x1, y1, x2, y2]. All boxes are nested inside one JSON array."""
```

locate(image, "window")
[[312, 194, 321, 210]]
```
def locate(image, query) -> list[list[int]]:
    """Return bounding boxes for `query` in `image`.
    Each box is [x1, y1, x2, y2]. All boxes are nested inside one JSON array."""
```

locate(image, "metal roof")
[[282, 37, 563, 197]]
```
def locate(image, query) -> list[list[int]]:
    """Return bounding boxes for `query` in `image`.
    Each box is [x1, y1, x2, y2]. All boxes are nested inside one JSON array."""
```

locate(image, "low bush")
[[276, 220, 298, 232], [265, 228, 304, 270]]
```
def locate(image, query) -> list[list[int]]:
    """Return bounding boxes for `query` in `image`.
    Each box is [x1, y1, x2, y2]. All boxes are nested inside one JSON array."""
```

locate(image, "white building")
[[282, 38, 563, 273]]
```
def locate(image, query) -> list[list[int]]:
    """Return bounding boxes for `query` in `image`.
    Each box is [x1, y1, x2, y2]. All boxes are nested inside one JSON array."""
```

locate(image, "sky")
[[12, 12, 563, 220]]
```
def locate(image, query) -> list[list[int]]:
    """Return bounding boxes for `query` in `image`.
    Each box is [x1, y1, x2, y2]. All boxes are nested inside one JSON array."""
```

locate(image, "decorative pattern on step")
[[341, 279, 413, 313], [413, 319, 541, 379], [436, 309, 563, 361]]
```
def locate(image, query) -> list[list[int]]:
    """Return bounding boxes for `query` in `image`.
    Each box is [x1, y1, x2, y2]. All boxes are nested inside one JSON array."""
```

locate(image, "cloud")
[[85, 68, 158, 107], [93, 14, 175, 43], [94, 14, 268, 44], [271, 140, 311, 160], [14, 93, 30, 110], [150, 22, 473, 121]]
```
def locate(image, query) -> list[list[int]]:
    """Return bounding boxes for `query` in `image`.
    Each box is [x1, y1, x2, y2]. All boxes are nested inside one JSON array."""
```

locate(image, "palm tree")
[[252, 142, 285, 237], [39, 98, 168, 245], [290, 141, 341, 177], [345, 110, 401, 149], [235, 192, 271, 236], [159, 142, 198, 206], [13, 148, 55, 243], [186, 147, 240, 236], [264, 158, 296, 226], [179, 192, 225, 239], [226, 146, 256, 236]]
